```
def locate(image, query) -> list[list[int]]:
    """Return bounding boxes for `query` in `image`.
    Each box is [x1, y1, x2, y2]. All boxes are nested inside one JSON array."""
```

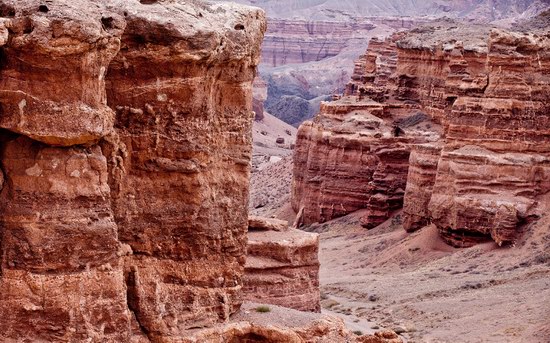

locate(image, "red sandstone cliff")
[[292, 21, 550, 247], [0, 0, 265, 341], [0, 1, 403, 341]]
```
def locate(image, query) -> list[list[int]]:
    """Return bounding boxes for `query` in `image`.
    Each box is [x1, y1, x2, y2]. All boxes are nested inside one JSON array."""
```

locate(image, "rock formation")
[[416, 26, 550, 247], [291, 34, 443, 228], [260, 19, 376, 67], [292, 20, 550, 247], [0, 0, 269, 341], [402, 143, 443, 232], [253, 76, 268, 121], [179, 302, 402, 343], [213, 0, 549, 21], [244, 216, 321, 312]]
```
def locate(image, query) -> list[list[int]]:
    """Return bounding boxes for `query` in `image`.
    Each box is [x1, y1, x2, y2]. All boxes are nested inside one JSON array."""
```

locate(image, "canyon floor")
[[250, 156, 550, 343]]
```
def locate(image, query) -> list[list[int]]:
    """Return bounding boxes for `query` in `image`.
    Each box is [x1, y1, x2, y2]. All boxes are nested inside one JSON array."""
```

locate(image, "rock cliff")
[[0, 0, 269, 341], [261, 19, 377, 68], [292, 20, 550, 247], [416, 26, 550, 247]]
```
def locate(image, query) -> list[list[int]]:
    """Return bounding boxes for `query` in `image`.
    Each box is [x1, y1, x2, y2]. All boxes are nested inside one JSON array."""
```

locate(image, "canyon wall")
[[292, 21, 550, 247], [261, 19, 376, 67], [291, 34, 443, 228], [0, 0, 266, 341]]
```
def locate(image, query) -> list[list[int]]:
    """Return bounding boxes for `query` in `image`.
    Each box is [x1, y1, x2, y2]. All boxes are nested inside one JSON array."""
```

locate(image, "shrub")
[[255, 306, 271, 313]]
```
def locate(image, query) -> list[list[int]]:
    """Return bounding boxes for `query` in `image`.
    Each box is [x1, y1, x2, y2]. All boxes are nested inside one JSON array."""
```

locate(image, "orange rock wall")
[[0, 1, 266, 341], [293, 23, 550, 247]]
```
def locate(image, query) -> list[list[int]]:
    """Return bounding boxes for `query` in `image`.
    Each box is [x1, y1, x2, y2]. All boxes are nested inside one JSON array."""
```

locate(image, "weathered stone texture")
[[293, 21, 550, 247], [0, 0, 269, 341], [244, 216, 321, 312]]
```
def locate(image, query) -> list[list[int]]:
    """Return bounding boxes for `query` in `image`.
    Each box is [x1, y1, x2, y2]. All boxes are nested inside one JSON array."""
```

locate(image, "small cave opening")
[[446, 95, 457, 107], [38, 5, 49, 13], [0, 47, 7, 70], [0, 4, 16, 17], [234, 24, 245, 30], [101, 17, 115, 31], [139, 0, 158, 4]]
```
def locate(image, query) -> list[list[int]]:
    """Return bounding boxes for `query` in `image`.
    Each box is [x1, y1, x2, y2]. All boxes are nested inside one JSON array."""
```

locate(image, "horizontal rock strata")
[[178, 302, 403, 343], [244, 216, 321, 312], [293, 20, 550, 247], [0, 0, 270, 341]]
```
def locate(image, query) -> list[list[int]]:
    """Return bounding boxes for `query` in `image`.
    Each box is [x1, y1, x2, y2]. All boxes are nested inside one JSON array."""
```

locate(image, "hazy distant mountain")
[[220, 0, 550, 21], [212, 0, 550, 126]]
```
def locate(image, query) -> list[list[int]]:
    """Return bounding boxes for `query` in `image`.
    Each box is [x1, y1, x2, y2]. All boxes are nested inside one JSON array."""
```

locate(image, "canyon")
[[1, 0, 549, 342], [0, 0, 411, 342], [248, 12, 550, 342], [0, 1, 395, 342], [218, 0, 550, 127], [291, 18, 550, 248]]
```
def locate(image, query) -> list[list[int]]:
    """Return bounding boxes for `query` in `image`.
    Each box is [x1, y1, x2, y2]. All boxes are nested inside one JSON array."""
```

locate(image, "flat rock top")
[[2, 0, 266, 61], [233, 302, 331, 328], [396, 20, 492, 52], [248, 227, 318, 245], [396, 17, 550, 52]]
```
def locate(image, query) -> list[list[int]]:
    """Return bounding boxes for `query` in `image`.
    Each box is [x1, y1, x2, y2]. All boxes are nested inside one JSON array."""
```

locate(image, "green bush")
[[255, 306, 271, 313]]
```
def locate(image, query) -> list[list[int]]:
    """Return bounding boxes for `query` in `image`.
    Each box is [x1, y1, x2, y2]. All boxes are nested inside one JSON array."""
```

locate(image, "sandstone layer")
[[260, 19, 376, 67], [291, 33, 443, 228], [400, 23, 550, 247], [244, 216, 321, 312], [293, 20, 550, 247], [0, 0, 267, 341]]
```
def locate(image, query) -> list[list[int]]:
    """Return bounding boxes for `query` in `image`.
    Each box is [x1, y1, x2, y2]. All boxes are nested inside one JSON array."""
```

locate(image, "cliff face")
[[292, 21, 550, 247], [0, 0, 265, 341], [291, 34, 443, 227], [261, 19, 376, 67], [421, 28, 550, 247]]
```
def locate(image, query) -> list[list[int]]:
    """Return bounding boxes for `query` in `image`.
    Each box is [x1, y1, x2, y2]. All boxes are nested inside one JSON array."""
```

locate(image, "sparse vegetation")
[[255, 305, 271, 313]]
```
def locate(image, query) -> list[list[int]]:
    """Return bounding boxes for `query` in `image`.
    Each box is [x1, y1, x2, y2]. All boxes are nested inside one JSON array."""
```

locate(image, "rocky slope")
[[312, 208, 550, 342], [292, 19, 550, 247]]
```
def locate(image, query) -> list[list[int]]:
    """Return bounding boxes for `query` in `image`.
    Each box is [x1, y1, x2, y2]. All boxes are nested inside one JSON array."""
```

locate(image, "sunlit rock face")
[[292, 19, 550, 248], [0, 0, 266, 341]]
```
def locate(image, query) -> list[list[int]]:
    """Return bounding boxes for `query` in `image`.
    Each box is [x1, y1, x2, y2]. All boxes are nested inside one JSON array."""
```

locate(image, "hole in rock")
[[234, 24, 245, 30], [0, 4, 16, 17], [101, 17, 115, 30], [23, 25, 33, 34], [38, 5, 49, 13], [0, 47, 7, 69], [140, 0, 158, 4], [446, 96, 457, 107]]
